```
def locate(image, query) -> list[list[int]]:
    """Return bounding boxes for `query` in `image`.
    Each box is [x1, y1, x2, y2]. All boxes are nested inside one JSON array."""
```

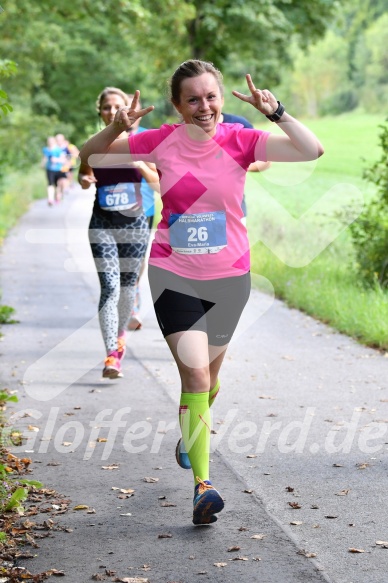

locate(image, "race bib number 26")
[[168, 211, 227, 254]]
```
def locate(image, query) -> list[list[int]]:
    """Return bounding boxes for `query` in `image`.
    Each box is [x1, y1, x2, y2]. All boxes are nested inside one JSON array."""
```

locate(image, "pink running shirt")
[[129, 123, 270, 280]]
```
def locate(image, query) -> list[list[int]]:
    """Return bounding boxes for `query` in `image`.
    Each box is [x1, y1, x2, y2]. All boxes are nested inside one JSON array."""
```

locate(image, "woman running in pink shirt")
[[80, 59, 324, 526]]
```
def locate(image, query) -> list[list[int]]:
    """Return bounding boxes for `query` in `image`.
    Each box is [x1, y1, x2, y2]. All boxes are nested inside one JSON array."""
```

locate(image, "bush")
[[319, 89, 359, 116], [350, 120, 388, 287]]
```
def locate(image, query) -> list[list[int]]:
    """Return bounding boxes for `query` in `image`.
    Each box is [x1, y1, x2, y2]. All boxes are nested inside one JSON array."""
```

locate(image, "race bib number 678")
[[97, 183, 137, 211]]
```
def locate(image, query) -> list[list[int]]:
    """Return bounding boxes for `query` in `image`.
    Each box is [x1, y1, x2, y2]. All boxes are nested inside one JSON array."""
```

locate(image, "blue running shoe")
[[175, 437, 191, 470], [192, 477, 224, 525]]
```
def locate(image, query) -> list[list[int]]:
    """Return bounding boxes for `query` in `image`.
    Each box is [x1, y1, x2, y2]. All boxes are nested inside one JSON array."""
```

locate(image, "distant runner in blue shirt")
[[41, 136, 68, 205]]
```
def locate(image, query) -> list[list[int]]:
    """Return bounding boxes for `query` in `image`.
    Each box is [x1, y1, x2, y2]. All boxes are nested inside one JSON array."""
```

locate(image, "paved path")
[[0, 188, 387, 583]]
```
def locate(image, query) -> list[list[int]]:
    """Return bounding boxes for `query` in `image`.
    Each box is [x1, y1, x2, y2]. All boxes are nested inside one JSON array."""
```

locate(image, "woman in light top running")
[[78, 87, 159, 379], [80, 60, 324, 525]]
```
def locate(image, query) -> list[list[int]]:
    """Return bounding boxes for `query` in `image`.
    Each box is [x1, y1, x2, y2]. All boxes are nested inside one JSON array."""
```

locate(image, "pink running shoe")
[[102, 351, 123, 379]]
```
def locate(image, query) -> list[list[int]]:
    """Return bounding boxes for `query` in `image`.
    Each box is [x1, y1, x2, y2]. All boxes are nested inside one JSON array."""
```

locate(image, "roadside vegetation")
[[0, 169, 46, 243], [247, 113, 388, 350]]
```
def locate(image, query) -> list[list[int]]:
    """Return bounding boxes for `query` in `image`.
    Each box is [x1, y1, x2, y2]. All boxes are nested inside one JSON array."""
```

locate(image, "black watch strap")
[[266, 101, 285, 122]]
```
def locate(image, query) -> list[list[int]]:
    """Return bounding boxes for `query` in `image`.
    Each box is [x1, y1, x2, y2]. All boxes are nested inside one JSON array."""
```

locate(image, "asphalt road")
[[0, 187, 387, 583]]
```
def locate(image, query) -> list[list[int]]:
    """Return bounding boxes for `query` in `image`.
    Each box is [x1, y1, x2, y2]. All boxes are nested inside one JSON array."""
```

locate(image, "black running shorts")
[[148, 266, 251, 346]]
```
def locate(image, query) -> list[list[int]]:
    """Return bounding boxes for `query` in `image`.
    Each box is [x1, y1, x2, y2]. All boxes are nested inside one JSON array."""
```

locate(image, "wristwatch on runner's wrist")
[[266, 101, 285, 122]]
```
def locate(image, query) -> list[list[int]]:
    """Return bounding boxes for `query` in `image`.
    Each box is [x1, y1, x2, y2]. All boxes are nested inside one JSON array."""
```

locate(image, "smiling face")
[[174, 72, 224, 137], [99, 93, 127, 127]]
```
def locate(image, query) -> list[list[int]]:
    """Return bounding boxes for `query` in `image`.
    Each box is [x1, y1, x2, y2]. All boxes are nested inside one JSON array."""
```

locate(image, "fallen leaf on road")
[[230, 556, 249, 561], [288, 502, 301, 509], [258, 395, 276, 400], [62, 442, 72, 447], [120, 513, 132, 516], [290, 521, 303, 526], [120, 489, 135, 494], [348, 548, 366, 553], [325, 515, 338, 519], [246, 454, 257, 458], [144, 477, 159, 483], [97, 438, 108, 443], [27, 425, 40, 432], [227, 546, 241, 552], [158, 533, 172, 538], [117, 579, 149, 583], [214, 563, 227, 568], [251, 534, 266, 539], [332, 463, 343, 467], [92, 575, 104, 581], [356, 463, 370, 470], [102, 464, 119, 470], [335, 489, 350, 496], [376, 541, 388, 547], [161, 501, 176, 507], [73, 505, 89, 511], [252, 557, 261, 561], [198, 571, 208, 574], [286, 486, 294, 492], [244, 489, 253, 494], [297, 549, 317, 558], [238, 526, 249, 531]]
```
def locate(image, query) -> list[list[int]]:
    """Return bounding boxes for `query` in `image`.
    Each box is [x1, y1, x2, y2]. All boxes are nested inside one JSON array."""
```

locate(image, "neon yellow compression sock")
[[179, 391, 211, 485], [208, 378, 220, 407]]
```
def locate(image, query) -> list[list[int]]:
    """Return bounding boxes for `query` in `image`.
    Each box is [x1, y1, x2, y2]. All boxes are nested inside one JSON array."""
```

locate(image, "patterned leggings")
[[89, 212, 149, 354]]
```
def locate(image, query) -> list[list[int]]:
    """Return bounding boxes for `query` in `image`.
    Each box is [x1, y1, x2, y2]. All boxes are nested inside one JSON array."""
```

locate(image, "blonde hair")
[[95, 87, 130, 114]]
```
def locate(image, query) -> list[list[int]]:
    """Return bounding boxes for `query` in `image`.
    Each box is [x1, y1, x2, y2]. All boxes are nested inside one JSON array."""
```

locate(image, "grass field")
[[0, 168, 46, 242], [247, 112, 388, 349]]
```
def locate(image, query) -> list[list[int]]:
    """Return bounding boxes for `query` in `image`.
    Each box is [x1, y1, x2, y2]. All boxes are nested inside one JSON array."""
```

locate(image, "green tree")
[[356, 13, 388, 112], [0, 60, 17, 119], [276, 32, 357, 117], [350, 120, 388, 288], [0, 0, 338, 144], [142, 0, 337, 84]]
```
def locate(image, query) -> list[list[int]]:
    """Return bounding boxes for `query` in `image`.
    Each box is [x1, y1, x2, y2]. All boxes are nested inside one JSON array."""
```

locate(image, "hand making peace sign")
[[232, 74, 279, 116], [114, 90, 154, 130]]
